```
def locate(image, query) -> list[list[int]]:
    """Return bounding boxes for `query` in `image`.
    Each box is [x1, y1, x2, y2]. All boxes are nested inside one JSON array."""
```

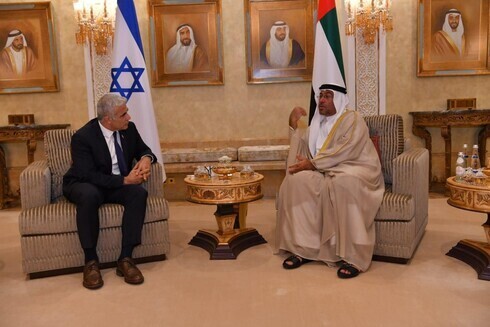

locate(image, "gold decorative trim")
[[447, 177, 490, 213], [184, 173, 264, 205]]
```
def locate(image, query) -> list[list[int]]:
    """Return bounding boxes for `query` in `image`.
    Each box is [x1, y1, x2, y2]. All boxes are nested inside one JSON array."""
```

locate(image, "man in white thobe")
[[275, 84, 384, 278]]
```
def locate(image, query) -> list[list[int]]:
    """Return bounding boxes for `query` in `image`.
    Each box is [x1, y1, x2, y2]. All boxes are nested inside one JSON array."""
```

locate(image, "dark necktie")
[[113, 131, 128, 176]]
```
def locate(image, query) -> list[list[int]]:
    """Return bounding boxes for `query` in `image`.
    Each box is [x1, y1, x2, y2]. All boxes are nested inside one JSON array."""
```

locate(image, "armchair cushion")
[[19, 196, 168, 235]]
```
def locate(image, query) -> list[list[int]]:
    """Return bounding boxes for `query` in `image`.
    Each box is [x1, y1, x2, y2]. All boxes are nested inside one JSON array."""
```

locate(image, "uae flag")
[[308, 0, 346, 124], [110, 0, 165, 180]]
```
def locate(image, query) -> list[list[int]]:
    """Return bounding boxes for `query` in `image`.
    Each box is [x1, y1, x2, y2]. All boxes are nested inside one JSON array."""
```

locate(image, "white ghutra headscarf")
[[4, 30, 27, 48], [308, 84, 349, 157]]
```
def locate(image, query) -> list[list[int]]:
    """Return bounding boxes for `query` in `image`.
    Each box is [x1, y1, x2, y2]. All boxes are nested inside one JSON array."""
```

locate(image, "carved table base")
[[446, 239, 490, 281], [185, 173, 267, 260], [189, 228, 267, 260]]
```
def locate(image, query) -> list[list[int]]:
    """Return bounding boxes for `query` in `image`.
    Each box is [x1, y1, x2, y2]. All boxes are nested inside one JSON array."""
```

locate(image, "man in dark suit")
[[63, 93, 156, 290]]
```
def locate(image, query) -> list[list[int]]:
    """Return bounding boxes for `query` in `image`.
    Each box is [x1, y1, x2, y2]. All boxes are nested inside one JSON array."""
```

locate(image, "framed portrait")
[[417, 0, 490, 76], [244, 0, 315, 84], [0, 2, 59, 94], [148, 0, 224, 87]]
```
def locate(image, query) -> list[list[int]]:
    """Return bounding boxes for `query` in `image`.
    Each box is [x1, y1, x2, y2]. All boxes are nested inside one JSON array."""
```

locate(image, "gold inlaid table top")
[[446, 176, 490, 213], [184, 172, 264, 205]]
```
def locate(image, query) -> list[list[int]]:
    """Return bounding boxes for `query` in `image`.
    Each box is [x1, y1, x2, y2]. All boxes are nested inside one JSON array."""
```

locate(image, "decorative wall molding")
[[83, 41, 113, 119], [347, 29, 387, 117], [355, 28, 379, 117]]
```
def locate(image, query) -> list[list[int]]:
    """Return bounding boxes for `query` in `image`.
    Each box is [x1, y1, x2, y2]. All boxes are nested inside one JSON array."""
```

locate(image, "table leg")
[[413, 125, 432, 184], [215, 204, 237, 235], [441, 125, 452, 180], [0, 145, 7, 209], [26, 139, 37, 164], [0, 145, 17, 210], [477, 124, 489, 165]]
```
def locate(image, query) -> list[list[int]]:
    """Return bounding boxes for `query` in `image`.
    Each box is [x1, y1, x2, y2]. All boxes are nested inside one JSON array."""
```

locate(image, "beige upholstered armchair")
[[364, 115, 429, 263], [19, 129, 170, 278]]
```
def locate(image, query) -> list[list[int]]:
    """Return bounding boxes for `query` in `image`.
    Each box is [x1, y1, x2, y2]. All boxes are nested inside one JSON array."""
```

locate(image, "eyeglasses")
[[316, 92, 333, 101]]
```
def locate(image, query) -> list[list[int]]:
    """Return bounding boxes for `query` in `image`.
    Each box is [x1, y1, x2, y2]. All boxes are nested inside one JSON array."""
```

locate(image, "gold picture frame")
[[148, 0, 224, 87], [244, 0, 315, 84], [0, 2, 59, 94], [418, 0, 490, 76]]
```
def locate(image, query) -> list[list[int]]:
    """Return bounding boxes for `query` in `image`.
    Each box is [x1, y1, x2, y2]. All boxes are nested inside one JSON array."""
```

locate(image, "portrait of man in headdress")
[[0, 29, 38, 78], [0, 3, 59, 93], [431, 8, 466, 61], [260, 20, 305, 68], [165, 24, 209, 73], [418, 0, 488, 76]]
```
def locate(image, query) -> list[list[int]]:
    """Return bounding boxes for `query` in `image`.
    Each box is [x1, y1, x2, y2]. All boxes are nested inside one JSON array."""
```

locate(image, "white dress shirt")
[[98, 122, 121, 175]]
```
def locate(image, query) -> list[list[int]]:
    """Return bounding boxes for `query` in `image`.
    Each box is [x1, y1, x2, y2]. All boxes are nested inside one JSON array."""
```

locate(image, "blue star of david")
[[110, 57, 145, 101]]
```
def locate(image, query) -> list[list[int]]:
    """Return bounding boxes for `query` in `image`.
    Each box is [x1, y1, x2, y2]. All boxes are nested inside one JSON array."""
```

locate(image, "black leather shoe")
[[116, 257, 144, 285], [83, 260, 104, 290]]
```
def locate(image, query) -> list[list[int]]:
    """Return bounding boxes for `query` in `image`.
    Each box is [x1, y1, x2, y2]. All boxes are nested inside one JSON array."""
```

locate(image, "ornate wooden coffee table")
[[184, 173, 267, 259], [446, 176, 490, 280]]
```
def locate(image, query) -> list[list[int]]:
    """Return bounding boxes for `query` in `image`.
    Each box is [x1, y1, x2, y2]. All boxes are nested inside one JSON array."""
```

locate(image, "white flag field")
[[110, 0, 165, 180]]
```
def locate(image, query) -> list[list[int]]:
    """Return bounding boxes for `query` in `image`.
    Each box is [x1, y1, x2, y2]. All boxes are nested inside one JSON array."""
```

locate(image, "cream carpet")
[[0, 196, 489, 326]]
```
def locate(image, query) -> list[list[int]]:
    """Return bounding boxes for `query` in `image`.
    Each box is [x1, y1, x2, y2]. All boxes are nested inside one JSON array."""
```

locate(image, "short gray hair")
[[96, 94, 127, 120]]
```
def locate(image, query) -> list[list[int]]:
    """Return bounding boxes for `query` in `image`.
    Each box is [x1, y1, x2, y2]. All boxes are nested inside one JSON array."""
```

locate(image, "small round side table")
[[446, 176, 490, 280], [184, 172, 267, 259]]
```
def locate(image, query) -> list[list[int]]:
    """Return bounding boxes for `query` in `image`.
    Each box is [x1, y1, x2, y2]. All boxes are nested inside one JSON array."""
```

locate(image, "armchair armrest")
[[392, 148, 429, 195], [20, 160, 51, 210], [392, 147, 429, 230], [144, 163, 164, 198]]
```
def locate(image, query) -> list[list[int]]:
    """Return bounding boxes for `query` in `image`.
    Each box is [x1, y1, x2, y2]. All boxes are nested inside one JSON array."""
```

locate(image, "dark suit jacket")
[[63, 119, 156, 189]]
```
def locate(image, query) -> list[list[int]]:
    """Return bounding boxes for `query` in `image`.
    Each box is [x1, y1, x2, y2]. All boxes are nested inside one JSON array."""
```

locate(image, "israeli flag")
[[110, 0, 165, 180]]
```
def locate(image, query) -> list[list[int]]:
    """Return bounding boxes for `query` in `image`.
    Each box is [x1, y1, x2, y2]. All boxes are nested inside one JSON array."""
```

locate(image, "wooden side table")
[[409, 109, 490, 183], [0, 123, 70, 209], [184, 172, 267, 259], [446, 176, 490, 280]]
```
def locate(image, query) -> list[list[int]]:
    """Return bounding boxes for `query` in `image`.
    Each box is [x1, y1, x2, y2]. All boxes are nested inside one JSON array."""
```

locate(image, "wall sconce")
[[344, 0, 393, 44], [73, 0, 116, 55]]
